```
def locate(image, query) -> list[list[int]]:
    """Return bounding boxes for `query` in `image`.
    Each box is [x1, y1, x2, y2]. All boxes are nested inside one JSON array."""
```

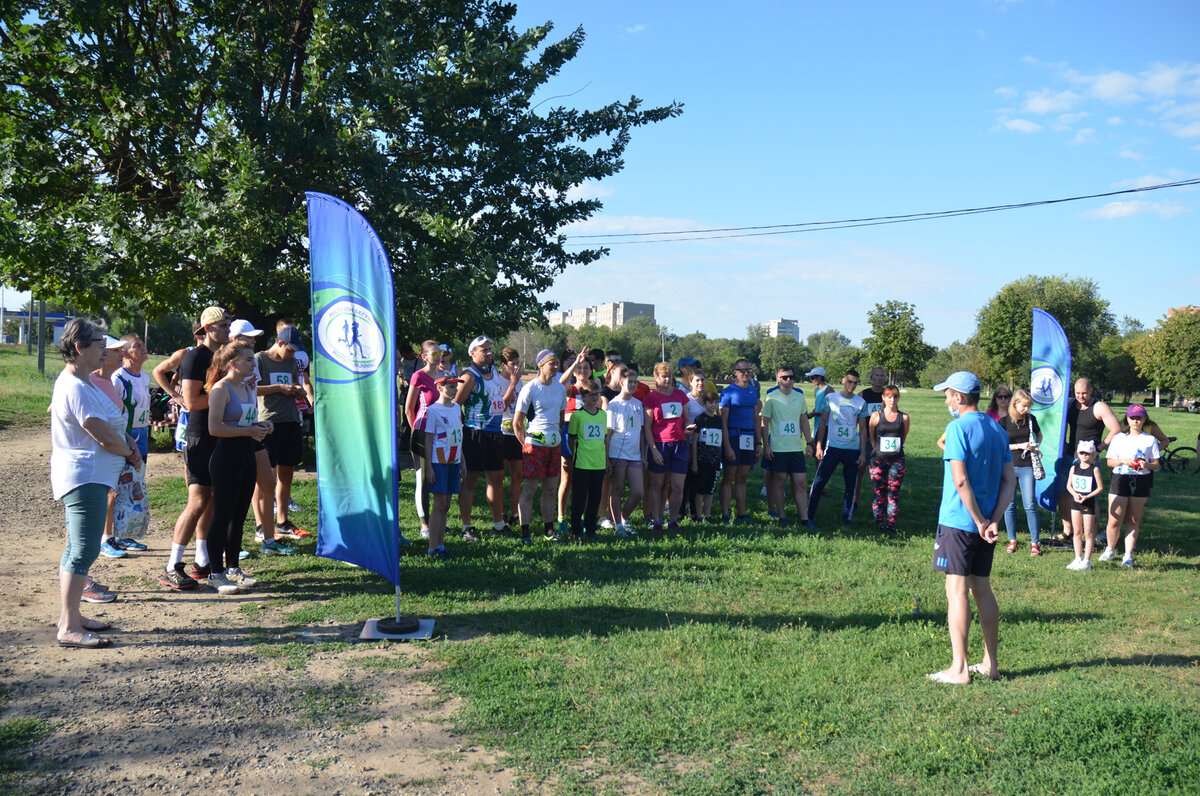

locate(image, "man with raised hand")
[[809, 369, 869, 525], [163, 306, 230, 589], [456, 335, 517, 541], [1056, 378, 1122, 543], [927, 371, 1015, 684]]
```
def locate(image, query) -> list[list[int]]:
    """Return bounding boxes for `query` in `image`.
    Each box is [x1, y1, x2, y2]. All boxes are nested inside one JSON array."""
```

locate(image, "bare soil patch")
[[0, 424, 515, 794]]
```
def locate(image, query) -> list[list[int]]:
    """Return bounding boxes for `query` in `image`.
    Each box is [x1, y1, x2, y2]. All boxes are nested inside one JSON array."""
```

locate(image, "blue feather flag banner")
[[306, 192, 399, 586], [1029, 308, 1071, 512]]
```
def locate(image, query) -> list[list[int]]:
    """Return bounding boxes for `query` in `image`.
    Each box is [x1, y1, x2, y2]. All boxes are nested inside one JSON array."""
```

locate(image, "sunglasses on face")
[[778, 375, 794, 380], [997, 394, 1012, 400]]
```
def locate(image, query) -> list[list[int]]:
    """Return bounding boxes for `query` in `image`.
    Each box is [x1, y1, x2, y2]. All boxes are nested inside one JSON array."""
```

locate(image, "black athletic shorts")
[[932, 524, 995, 578], [1110, 473, 1153, 499], [463, 427, 504, 472], [409, 430, 426, 459], [502, 433, 523, 462], [693, 461, 721, 495], [266, 420, 303, 468], [183, 434, 216, 487]]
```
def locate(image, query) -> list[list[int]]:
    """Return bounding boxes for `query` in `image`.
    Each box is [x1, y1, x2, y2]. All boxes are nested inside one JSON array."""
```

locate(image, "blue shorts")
[[130, 426, 150, 459], [763, 450, 806, 474], [649, 440, 689, 475], [431, 462, 461, 495], [560, 422, 572, 458], [729, 429, 757, 467]]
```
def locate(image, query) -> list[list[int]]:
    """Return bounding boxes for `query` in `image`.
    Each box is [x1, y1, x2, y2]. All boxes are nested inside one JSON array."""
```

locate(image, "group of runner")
[[401, 337, 918, 555]]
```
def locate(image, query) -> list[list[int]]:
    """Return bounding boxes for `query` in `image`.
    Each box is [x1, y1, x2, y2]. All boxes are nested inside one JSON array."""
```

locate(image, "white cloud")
[[1162, 100, 1200, 121], [1114, 170, 1191, 189], [564, 183, 616, 203], [1024, 89, 1078, 114], [1117, 149, 1145, 161], [1140, 62, 1200, 97], [1084, 201, 1189, 219], [1001, 118, 1042, 133], [994, 86, 1018, 98], [623, 24, 646, 35], [1070, 128, 1095, 145], [1107, 116, 1124, 125], [1056, 112, 1088, 125], [1166, 121, 1200, 139]]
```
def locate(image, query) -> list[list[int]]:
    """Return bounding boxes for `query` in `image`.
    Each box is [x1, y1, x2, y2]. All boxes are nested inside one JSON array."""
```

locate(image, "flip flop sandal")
[[969, 663, 1000, 680], [57, 632, 111, 649], [81, 619, 112, 632], [926, 671, 967, 684]]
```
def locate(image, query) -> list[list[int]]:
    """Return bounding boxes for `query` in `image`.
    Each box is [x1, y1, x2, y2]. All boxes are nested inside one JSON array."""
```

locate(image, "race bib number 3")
[[879, 436, 901, 453], [738, 433, 755, 451], [537, 429, 561, 447]]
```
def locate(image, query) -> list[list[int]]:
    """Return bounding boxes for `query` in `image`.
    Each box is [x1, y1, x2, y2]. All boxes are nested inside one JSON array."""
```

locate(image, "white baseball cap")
[[229, 319, 264, 338], [103, 335, 131, 350]]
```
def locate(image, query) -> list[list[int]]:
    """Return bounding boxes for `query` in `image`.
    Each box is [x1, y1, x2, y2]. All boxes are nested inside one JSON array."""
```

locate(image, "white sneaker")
[[1098, 547, 1117, 562], [1066, 558, 1088, 571], [420, 527, 430, 539], [254, 526, 265, 543], [226, 567, 258, 588], [208, 573, 240, 595], [1121, 556, 1135, 568], [599, 518, 614, 530], [1081, 559, 1092, 570]]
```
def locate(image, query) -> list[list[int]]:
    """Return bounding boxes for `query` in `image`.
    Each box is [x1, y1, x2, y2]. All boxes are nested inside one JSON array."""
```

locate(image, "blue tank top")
[[221, 382, 258, 427]]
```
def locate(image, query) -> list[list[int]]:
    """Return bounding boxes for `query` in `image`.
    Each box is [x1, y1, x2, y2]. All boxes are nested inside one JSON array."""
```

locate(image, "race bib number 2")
[[661, 402, 682, 419]]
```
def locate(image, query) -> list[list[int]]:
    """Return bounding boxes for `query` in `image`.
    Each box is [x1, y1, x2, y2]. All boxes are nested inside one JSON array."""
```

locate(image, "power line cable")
[[563, 177, 1200, 246]]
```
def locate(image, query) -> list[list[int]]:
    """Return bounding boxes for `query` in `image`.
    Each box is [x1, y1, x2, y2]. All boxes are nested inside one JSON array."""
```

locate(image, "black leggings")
[[570, 468, 606, 536], [206, 437, 256, 572]]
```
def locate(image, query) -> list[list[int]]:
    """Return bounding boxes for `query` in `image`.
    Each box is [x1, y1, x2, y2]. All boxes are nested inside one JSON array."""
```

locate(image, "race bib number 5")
[[738, 433, 755, 451]]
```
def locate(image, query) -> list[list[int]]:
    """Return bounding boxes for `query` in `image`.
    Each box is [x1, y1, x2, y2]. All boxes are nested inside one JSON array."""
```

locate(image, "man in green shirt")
[[760, 366, 815, 528]]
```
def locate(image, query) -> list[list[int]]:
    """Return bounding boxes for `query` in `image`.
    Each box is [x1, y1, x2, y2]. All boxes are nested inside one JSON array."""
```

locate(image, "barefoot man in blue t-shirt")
[[928, 371, 1015, 684]]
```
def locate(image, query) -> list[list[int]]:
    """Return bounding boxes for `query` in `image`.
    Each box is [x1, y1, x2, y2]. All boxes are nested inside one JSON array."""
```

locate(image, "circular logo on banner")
[[1030, 366, 1063, 406], [315, 298, 386, 380]]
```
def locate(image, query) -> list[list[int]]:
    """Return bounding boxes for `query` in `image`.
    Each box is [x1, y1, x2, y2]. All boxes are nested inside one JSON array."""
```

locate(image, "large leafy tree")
[[0, 1, 680, 342], [862, 300, 934, 383], [1129, 307, 1200, 399], [972, 275, 1116, 385]]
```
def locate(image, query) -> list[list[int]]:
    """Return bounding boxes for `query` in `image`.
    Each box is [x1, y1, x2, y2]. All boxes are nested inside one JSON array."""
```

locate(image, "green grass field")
[[9, 345, 1200, 793]]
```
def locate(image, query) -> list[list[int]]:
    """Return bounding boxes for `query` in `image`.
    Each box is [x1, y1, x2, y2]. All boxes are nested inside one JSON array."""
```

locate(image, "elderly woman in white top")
[[51, 318, 142, 648]]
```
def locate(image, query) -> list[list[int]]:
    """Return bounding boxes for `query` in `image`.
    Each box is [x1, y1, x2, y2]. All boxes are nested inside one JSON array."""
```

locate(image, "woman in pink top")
[[405, 340, 443, 537], [641, 362, 691, 533]]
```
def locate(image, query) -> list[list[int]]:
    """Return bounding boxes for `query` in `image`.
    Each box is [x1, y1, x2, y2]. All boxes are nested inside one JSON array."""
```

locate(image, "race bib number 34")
[[879, 436, 901, 453]]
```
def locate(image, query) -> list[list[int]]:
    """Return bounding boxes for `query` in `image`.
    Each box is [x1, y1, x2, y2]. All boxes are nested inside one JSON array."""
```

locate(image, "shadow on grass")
[[1012, 653, 1200, 677]]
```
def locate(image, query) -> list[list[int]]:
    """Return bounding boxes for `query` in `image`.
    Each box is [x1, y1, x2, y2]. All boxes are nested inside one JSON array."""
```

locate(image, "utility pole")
[[37, 299, 46, 374]]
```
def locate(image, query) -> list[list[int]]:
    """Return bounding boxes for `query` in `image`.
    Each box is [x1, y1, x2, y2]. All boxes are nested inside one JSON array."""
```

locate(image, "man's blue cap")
[[933, 371, 981, 394], [677, 357, 700, 368]]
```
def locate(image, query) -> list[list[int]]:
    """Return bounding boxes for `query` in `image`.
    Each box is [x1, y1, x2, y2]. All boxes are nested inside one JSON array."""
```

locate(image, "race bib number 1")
[[879, 436, 901, 453], [738, 433, 755, 451]]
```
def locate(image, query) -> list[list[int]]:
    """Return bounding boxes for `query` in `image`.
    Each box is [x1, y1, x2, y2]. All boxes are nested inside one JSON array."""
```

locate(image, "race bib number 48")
[[779, 420, 798, 437]]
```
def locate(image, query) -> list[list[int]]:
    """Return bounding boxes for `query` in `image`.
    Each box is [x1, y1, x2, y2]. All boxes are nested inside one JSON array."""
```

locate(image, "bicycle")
[[1161, 436, 1197, 475]]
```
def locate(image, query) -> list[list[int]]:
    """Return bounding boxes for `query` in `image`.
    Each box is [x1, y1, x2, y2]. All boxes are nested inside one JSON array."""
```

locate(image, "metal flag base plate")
[[359, 617, 435, 641]]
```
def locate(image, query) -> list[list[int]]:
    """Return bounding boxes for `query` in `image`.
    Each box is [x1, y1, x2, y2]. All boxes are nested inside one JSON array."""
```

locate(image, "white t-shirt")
[[424, 401, 464, 465], [51, 370, 126, 500], [1108, 432, 1160, 476], [824, 392, 868, 450], [686, 395, 706, 429], [606, 395, 644, 461], [111, 366, 151, 430], [515, 378, 566, 447]]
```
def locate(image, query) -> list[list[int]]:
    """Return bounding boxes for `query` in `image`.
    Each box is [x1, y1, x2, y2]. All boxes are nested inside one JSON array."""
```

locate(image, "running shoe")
[[426, 546, 451, 559], [287, 499, 303, 513], [734, 515, 752, 525], [599, 518, 615, 530], [160, 564, 197, 591], [1066, 558, 1089, 571], [208, 572, 240, 595], [721, 515, 732, 526], [1098, 547, 1117, 562], [544, 529, 562, 542], [779, 517, 790, 527], [238, 549, 250, 560], [615, 525, 631, 540], [117, 537, 148, 551], [419, 527, 430, 539], [767, 510, 779, 520], [557, 519, 569, 537], [667, 521, 681, 534], [254, 526, 265, 543], [651, 522, 664, 535], [260, 538, 296, 556], [519, 535, 532, 547], [82, 580, 117, 603], [226, 567, 258, 588], [1121, 556, 1135, 568], [461, 526, 481, 543], [275, 520, 311, 539], [99, 540, 127, 559], [802, 519, 820, 531], [186, 562, 211, 580]]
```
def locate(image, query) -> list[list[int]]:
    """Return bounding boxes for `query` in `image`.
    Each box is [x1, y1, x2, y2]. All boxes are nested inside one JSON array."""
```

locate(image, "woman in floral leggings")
[[867, 386, 909, 535]]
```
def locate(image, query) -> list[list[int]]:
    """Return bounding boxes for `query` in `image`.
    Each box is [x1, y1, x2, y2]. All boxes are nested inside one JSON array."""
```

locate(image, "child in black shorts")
[[1066, 441, 1104, 571], [689, 391, 723, 521]]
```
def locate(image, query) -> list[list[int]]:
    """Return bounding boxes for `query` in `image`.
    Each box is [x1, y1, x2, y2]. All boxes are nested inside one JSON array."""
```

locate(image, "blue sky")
[[4, 2, 1196, 350], [513, 0, 1200, 347]]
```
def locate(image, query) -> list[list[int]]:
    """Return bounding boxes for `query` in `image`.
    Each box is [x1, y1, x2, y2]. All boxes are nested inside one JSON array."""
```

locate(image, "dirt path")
[[0, 425, 515, 795]]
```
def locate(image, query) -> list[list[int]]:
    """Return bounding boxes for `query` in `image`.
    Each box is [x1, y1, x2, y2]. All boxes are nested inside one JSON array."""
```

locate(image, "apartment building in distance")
[[764, 318, 800, 342], [546, 301, 655, 330]]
